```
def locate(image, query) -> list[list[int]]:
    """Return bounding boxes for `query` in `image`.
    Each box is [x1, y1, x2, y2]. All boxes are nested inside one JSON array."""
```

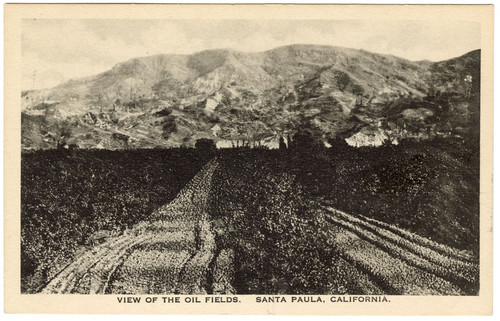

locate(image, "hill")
[[21, 45, 480, 150]]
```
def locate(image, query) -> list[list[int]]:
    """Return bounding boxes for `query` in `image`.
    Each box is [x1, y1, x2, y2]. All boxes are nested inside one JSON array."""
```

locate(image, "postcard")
[[4, 4, 493, 315]]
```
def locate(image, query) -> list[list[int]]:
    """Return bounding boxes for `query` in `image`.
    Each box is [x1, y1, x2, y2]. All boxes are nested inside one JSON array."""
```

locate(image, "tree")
[[291, 131, 322, 154], [195, 138, 217, 155], [248, 121, 270, 147], [219, 126, 238, 147], [328, 136, 349, 152]]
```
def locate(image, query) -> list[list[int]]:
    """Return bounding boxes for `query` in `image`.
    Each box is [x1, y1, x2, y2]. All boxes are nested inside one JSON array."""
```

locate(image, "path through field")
[[41, 158, 233, 295], [41, 158, 478, 295]]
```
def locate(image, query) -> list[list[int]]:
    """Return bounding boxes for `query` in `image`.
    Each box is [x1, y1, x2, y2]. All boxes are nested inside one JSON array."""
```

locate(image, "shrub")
[[195, 138, 217, 155]]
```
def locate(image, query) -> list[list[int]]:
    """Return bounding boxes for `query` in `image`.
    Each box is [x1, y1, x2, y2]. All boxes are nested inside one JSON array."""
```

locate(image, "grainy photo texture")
[[20, 17, 481, 297]]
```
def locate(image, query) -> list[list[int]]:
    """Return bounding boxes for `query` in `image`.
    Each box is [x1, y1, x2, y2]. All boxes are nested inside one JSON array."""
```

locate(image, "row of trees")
[[195, 129, 341, 154]]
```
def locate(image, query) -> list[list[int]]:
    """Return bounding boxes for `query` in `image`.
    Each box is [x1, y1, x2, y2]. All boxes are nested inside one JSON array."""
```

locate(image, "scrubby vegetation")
[[209, 150, 336, 294], [205, 137, 479, 294], [21, 136, 479, 294], [21, 149, 210, 292], [317, 137, 479, 252]]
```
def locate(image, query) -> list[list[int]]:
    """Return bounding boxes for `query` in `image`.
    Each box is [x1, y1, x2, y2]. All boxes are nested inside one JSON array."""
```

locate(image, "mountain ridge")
[[21, 44, 480, 150]]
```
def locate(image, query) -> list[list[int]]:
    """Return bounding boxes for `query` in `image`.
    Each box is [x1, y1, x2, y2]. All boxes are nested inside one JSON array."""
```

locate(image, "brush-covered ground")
[[21, 138, 479, 294], [21, 149, 211, 293]]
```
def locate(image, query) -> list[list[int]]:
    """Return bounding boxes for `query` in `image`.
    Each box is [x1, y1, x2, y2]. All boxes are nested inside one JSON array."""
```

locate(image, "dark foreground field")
[[21, 149, 211, 292], [21, 138, 479, 294]]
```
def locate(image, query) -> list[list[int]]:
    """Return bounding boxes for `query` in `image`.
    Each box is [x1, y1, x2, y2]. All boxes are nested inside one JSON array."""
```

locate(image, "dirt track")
[[41, 158, 233, 295], [41, 159, 478, 295]]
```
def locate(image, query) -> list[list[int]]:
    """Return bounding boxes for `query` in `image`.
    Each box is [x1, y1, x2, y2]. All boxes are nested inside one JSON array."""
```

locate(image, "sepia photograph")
[[4, 4, 493, 315]]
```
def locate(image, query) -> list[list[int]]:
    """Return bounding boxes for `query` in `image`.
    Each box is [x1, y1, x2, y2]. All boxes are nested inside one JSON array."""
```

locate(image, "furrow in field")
[[104, 231, 198, 294], [322, 204, 475, 263], [41, 234, 138, 293], [106, 248, 192, 294], [326, 207, 478, 277], [327, 225, 463, 295], [42, 233, 153, 294], [324, 211, 477, 292], [89, 231, 195, 294]]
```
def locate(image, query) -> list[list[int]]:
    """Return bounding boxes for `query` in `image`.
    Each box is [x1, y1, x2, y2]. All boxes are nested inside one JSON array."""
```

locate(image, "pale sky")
[[22, 19, 480, 90]]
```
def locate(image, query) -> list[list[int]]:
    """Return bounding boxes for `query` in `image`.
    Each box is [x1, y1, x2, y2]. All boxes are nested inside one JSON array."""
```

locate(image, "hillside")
[[21, 45, 480, 150]]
